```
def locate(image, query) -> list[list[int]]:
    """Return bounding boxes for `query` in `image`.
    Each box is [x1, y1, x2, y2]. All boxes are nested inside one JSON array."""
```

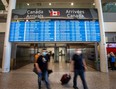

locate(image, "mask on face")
[[42, 52, 47, 56], [76, 50, 82, 55]]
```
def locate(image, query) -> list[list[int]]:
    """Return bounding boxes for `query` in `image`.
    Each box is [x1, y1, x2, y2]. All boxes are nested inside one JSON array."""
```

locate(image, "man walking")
[[34, 49, 51, 89], [71, 48, 88, 89]]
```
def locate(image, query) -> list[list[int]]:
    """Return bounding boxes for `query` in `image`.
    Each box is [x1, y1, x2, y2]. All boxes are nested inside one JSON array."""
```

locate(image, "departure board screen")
[[9, 20, 100, 42]]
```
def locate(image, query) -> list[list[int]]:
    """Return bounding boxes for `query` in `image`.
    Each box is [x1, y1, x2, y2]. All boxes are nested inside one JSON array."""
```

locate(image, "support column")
[[94, 0, 108, 72], [54, 45, 57, 62], [95, 42, 100, 70], [54, 44, 59, 62], [56, 47, 59, 62], [95, 42, 98, 61], [11, 43, 17, 69], [2, 0, 16, 72], [64, 47, 68, 62]]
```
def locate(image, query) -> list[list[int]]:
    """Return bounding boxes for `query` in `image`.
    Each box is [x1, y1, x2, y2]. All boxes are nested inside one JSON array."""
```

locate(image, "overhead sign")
[[12, 8, 98, 20], [106, 43, 116, 48]]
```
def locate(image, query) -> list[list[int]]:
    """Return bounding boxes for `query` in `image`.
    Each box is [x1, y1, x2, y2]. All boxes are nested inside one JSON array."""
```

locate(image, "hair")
[[42, 48, 46, 50]]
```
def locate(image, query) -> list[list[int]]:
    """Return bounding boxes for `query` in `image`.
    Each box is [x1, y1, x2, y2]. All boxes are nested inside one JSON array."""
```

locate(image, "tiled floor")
[[0, 60, 116, 89]]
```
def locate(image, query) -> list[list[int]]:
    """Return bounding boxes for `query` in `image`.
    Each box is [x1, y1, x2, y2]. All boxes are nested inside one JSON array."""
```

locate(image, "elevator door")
[[14, 46, 33, 69]]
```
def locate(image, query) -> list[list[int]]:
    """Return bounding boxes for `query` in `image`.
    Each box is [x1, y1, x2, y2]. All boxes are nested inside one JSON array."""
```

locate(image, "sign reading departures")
[[9, 8, 101, 42]]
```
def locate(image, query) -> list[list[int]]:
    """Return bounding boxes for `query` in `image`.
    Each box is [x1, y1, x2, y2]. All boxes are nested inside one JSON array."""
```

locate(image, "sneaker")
[[47, 87, 51, 89], [47, 86, 51, 89]]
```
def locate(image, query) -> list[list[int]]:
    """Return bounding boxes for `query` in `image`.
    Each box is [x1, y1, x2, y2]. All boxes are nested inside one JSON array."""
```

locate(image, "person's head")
[[110, 52, 115, 56], [75, 48, 82, 55], [42, 49, 47, 56], [37, 52, 41, 55]]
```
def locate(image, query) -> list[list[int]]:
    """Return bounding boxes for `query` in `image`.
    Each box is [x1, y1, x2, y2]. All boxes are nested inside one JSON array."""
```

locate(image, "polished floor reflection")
[[0, 58, 116, 89]]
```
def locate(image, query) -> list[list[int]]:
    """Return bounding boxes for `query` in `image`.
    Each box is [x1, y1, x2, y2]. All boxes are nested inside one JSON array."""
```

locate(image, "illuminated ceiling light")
[[71, 2, 74, 6], [26, 20, 29, 22], [27, 3, 30, 6], [93, 3, 95, 6], [49, 3, 52, 6]]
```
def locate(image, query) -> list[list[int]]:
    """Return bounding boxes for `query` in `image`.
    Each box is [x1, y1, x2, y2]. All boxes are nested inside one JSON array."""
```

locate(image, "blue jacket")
[[110, 56, 115, 62]]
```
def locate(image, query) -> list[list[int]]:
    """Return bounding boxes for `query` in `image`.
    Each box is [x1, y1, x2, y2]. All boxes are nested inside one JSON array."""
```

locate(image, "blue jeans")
[[73, 70, 88, 89], [38, 70, 50, 89]]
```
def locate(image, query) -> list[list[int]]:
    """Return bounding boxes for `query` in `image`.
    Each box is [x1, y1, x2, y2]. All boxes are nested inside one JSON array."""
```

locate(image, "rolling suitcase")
[[60, 74, 71, 85]]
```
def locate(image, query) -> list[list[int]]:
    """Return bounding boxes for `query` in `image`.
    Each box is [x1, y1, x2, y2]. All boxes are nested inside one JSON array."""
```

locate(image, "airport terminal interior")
[[0, 0, 116, 89]]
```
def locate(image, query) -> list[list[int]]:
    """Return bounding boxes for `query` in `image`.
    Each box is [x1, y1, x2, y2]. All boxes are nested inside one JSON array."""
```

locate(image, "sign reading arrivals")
[[12, 8, 98, 20], [9, 8, 100, 42]]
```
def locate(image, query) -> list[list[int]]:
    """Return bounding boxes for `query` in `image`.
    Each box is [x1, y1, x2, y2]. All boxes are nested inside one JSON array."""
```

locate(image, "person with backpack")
[[34, 52, 41, 63], [34, 49, 51, 89], [71, 48, 88, 89]]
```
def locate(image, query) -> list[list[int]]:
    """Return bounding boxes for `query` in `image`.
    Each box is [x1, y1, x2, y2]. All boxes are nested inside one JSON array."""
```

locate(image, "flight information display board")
[[9, 20, 100, 42]]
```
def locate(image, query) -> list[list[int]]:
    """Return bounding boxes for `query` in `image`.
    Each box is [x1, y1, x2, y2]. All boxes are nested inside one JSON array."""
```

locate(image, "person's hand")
[[37, 69, 42, 73], [84, 66, 88, 71], [38, 69, 42, 77], [38, 72, 42, 77]]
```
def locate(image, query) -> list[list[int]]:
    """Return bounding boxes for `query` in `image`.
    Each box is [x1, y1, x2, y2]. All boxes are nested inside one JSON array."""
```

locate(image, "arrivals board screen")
[[9, 20, 100, 42]]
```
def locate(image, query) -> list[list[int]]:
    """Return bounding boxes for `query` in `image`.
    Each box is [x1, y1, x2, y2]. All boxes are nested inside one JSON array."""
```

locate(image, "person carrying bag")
[[33, 49, 51, 89]]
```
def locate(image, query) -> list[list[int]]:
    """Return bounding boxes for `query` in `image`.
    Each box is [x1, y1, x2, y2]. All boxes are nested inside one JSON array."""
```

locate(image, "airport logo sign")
[[49, 9, 60, 16]]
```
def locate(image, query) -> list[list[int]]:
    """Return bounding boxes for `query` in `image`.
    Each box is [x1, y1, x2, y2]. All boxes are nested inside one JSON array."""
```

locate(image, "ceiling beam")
[[17, 0, 116, 3], [1, 0, 8, 11], [17, 0, 94, 3]]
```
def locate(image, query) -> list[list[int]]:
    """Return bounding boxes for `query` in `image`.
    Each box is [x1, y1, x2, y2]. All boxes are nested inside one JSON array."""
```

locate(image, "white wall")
[[104, 22, 116, 32], [0, 23, 6, 32]]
